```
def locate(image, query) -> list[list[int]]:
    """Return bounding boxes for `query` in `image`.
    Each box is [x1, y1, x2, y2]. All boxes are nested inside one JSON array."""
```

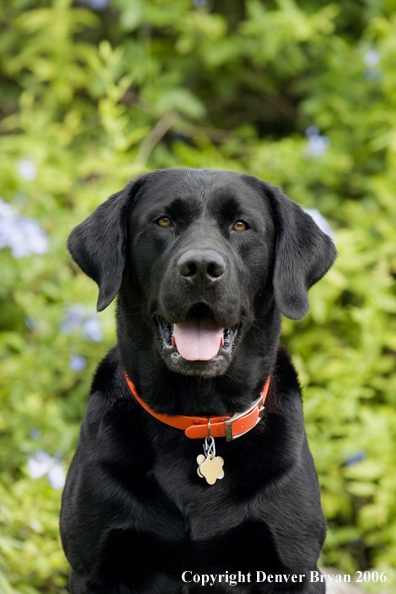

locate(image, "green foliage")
[[1, 0, 396, 591]]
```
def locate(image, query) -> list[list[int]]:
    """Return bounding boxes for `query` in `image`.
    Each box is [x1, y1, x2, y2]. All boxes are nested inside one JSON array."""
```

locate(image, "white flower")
[[304, 208, 335, 239], [18, 158, 37, 181], [27, 450, 66, 490]]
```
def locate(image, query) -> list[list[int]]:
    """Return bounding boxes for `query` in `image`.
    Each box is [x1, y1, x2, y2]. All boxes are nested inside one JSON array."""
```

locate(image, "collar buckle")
[[224, 393, 265, 442]]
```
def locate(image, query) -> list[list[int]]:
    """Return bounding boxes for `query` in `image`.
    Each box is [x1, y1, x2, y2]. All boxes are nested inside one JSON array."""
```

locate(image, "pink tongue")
[[173, 316, 224, 361]]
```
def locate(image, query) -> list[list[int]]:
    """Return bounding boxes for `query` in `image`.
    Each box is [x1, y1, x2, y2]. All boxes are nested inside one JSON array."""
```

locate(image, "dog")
[[60, 168, 336, 593]]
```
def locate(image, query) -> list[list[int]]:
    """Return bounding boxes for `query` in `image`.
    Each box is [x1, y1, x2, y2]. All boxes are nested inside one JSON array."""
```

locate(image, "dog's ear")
[[67, 178, 145, 312], [264, 182, 337, 321]]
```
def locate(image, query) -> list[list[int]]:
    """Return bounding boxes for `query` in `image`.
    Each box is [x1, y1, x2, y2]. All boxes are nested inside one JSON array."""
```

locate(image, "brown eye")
[[157, 217, 172, 227], [232, 220, 248, 232]]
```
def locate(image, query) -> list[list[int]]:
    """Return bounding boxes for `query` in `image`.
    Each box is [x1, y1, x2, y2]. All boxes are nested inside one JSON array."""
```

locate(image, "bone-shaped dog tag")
[[197, 454, 224, 485]]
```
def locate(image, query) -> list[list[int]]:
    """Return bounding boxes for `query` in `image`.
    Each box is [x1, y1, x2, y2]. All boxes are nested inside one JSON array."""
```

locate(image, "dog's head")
[[68, 169, 336, 378]]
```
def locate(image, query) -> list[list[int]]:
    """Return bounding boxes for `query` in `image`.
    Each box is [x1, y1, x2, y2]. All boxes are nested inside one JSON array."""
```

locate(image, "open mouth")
[[156, 304, 240, 362]]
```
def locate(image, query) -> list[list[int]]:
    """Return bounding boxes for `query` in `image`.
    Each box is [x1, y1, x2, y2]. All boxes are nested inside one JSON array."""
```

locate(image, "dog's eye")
[[232, 220, 248, 232], [157, 217, 172, 228]]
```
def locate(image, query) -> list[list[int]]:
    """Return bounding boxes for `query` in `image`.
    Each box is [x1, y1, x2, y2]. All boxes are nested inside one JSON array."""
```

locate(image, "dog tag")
[[197, 454, 224, 485], [196, 437, 224, 485]]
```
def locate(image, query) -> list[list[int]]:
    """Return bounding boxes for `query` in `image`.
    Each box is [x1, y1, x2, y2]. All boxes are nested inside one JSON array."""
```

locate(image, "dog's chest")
[[148, 437, 257, 541]]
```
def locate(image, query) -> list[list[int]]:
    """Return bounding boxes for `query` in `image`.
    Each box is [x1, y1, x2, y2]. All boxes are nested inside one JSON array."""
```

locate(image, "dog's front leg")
[[69, 572, 130, 594]]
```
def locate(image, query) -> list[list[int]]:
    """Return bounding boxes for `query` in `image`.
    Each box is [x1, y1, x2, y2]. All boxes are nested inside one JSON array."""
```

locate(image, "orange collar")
[[125, 373, 270, 442]]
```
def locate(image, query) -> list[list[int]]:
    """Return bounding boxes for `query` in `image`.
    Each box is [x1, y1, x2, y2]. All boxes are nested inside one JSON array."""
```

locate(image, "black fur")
[[61, 169, 337, 593]]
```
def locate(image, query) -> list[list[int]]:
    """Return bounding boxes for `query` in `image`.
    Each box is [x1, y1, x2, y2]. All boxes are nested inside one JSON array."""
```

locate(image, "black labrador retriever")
[[60, 168, 336, 593]]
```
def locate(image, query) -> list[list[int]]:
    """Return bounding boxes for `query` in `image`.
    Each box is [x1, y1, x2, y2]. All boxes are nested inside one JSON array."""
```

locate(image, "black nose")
[[178, 249, 226, 286]]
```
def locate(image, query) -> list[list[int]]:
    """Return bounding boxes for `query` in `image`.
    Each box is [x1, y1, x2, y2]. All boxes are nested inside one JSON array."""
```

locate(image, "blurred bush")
[[1, 0, 396, 591]]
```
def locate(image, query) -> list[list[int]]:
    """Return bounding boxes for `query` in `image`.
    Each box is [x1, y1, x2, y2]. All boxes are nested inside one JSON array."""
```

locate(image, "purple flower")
[[60, 304, 85, 334], [82, 318, 103, 342], [344, 451, 366, 467], [303, 127, 330, 158], [30, 428, 41, 440], [27, 450, 65, 489], [0, 198, 49, 258], [77, 0, 110, 11], [363, 49, 382, 81], [363, 69, 383, 81], [364, 49, 380, 69], [60, 304, 103, 342], [0, 199, 15, 219], [69, 354, 87, 371], [303, 209, 335, 240], [25, 316, 37, 331]]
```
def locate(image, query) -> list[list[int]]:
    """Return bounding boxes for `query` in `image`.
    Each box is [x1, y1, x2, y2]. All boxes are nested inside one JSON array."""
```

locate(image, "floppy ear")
[[67, 178, 145, 312], [264, 182, 337, 321]]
